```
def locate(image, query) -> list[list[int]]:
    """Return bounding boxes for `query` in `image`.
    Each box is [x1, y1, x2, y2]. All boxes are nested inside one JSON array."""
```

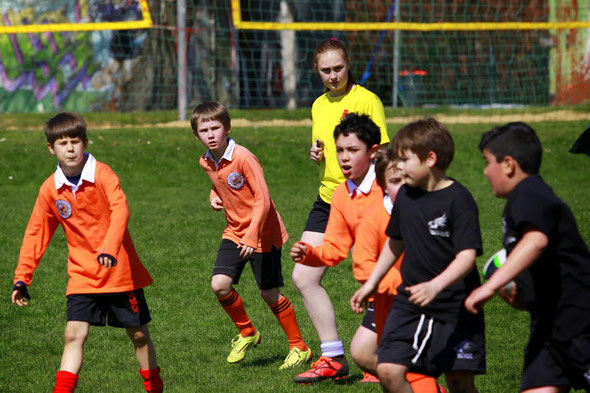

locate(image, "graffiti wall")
[[0, 0, 147, 112]]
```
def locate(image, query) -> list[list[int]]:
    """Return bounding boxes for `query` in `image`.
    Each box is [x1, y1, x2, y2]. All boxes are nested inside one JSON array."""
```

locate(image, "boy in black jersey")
[[465, 122, 590, 392], [352, 117, 485, 393]]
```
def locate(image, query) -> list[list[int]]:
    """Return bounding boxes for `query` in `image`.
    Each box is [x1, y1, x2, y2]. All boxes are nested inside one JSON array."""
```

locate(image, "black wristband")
[[12, 281, 30, 300]]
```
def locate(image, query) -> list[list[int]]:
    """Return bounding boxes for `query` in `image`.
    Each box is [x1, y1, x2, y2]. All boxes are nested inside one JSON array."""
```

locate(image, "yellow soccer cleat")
[[227, 330, 261, 363], [279, 346, 313, 370]]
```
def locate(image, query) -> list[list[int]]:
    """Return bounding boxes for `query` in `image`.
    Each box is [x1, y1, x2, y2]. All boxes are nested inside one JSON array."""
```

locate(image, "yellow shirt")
[[311, 84, 389, 203]]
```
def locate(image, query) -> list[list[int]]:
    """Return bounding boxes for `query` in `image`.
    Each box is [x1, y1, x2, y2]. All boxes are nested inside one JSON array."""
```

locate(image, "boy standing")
[[11, 112, 163, 393], [191, 101, 310, 370], [351, 118, 486, 393], [465, 122, 590, 392]]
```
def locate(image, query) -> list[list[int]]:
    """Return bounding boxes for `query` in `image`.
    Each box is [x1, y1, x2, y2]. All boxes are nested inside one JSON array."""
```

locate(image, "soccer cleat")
[[279, 347, 313, 370], [227, 330, 261, 363], [359, 371, 379, 383], [293, 355, 349, 384], [438, 384, 448, 393]]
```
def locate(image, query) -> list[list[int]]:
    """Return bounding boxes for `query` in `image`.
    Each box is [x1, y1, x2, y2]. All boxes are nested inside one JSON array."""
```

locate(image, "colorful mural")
[[0, 0, 147, 112]]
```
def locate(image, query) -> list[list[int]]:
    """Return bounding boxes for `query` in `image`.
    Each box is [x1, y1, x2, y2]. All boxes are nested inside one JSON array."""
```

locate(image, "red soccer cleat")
[[360, 371, 380, 383], [293, 355, 349, 384]]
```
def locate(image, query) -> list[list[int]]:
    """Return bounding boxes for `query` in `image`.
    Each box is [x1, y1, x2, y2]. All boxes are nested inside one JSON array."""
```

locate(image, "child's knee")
[[64, 323, 88, 344], [291, 266, 323, 292], [211, 275, 232, 298], [259, 288, 280, 305], [445, 371, 477, 393], [127, 326, 151, 347]]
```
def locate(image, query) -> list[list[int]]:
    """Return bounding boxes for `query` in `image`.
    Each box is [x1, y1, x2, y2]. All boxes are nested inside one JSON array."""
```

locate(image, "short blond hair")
[[190, 101, 231, 133]]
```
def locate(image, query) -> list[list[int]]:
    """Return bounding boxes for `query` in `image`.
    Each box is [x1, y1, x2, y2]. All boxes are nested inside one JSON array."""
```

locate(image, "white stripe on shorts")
[[411, 314, 434, 364]]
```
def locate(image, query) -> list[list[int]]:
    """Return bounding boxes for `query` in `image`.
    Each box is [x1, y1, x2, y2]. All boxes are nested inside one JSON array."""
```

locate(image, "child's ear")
[[47, 142, 55, 155], [426, 150, 438, 168], [502, 155, 518, 176], [369, 144, 380, 159]]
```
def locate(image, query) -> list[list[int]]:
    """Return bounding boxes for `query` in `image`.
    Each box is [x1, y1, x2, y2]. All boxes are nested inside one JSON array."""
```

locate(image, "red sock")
[[139, 367, 164, 393], [270, 296, 307, 350], [407, 372, 439, 393], [53, 370, 78, 393], [218, 289, 256, 337]]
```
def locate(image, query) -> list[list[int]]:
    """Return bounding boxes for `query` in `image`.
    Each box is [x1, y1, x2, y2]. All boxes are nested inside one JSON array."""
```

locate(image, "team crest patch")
[[55, 200, 72, 219], [227, 172, 245, 189]]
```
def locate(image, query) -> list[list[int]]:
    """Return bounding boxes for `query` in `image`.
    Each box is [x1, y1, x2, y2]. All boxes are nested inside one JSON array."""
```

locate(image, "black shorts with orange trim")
[[66, 288, 151, 328]]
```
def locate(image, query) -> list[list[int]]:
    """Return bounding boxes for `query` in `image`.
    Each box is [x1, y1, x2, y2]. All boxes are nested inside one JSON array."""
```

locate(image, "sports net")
[[1, 0, 590, 119]]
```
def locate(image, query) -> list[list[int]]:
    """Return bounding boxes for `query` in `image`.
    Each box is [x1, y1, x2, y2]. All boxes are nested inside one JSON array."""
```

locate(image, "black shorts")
[[66, 288, 151, 328], [521, 330, 590, 391], [213, 239, 284, 290], [303, 195, 331, 233], [378, 305, 486, 378], [361, 302, 377, 333]]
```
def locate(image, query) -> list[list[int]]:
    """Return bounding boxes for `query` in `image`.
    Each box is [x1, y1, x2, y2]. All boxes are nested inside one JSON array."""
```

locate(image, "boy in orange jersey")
[[290, 113, 382, 384], [191, 101, 311, 370], [11, 112, 163, 393]]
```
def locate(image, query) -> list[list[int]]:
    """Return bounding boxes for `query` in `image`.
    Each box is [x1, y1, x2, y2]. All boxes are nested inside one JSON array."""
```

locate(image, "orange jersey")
[[200, 139, 288, 252], [298, 166, 383, 267], [352, 196, 403, 341], [14, 155, 153, 295]]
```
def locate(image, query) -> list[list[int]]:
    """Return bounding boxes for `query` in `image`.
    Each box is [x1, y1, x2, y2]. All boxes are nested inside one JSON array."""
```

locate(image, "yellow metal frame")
[[0, 0, 152, 34], [231, 0, 590, 31]]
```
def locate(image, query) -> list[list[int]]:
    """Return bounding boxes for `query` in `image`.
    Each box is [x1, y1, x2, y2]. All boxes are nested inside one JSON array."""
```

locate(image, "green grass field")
[[1, 115, 589, 392]]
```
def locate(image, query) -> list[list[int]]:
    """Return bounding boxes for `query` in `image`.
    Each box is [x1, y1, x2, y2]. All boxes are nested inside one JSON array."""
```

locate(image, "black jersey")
[[387, 180, 483, 321], [502, 175, 590, 341]]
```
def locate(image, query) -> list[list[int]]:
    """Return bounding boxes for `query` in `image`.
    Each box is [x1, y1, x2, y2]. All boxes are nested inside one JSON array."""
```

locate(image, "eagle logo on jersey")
[[55, 200, 72, 219], [428, 213, 450, 237], [227, 172, 245, 190]]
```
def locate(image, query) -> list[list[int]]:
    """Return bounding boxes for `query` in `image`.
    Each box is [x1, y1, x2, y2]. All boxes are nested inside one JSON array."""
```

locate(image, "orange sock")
[[270, 296, 307, 350], [218, 288, 256, 337], [139, 367, 164, 393], [53, 370, 78, 393], [406, 372, 439, 393]]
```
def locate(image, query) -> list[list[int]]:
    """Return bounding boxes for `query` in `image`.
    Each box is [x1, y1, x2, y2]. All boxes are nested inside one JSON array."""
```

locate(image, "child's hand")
[[406, 281, 442, 307], [350, 283, 376, 314], [97, 254, 117, 268], [210, 197, 224, 211], [464, 284, 496, 314], [238, 243, 256, 260], [310, 139, 324, 164], [290, 241, 308, 262], [497, 282, 526, 311], [11, 281, 30, 307]]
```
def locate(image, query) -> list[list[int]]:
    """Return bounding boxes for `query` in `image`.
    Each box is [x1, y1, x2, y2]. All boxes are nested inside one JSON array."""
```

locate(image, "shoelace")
[[311, 356, 333, 370]]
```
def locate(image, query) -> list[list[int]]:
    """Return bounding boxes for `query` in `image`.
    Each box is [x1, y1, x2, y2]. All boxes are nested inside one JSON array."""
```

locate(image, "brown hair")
[[190, 101, 231, 133], [392, 117, 454, 170], [313, 38, 355, 89], [44, 112, 87, 145], [375, 148, 400, 189]]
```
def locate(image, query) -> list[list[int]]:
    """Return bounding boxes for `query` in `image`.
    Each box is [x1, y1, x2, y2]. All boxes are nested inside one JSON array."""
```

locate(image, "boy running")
[[352, 117, 486, 393], [191, 101, 310, 369], [11, 112, 163, 393], [465, 122, 590, 392]]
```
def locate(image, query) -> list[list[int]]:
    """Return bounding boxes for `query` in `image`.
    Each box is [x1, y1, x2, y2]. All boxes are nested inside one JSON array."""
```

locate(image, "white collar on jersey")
[[54, 153, 96, 190], [347, 163, 376, 196], [383, 194, 393, 214], [205, 137, 236, 169]]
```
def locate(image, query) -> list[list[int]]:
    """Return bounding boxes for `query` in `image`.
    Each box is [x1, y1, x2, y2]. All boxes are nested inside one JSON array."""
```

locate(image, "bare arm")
[[465, 227, 548, 314]]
